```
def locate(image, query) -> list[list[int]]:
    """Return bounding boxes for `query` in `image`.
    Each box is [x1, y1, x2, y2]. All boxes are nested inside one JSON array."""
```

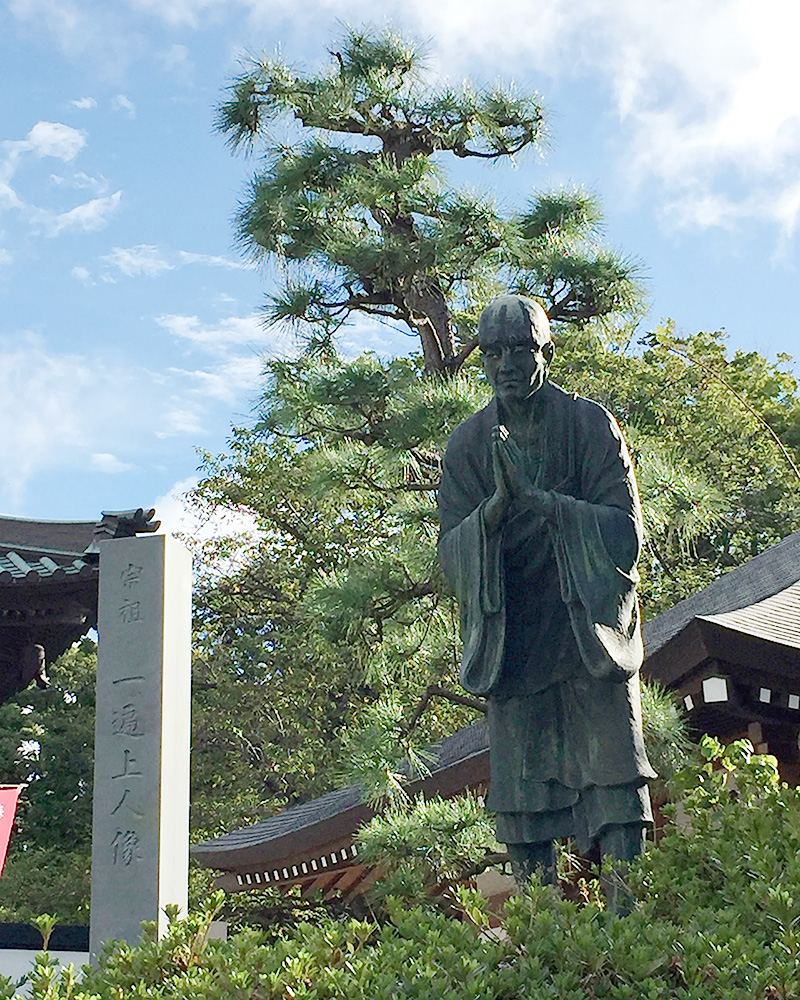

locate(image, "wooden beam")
[[324, 864, 368, 898]]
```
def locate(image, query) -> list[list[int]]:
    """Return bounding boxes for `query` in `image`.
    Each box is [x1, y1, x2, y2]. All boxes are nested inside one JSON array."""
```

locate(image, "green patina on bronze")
[[438, 295, 654, 885]]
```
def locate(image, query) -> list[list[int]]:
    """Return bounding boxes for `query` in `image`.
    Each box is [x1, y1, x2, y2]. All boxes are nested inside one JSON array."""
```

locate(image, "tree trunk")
[[403, 277, 456, 375]]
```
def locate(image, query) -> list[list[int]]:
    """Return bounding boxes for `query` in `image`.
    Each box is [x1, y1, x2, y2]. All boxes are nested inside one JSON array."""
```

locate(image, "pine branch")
[[405, 684, 487, 736], [450, 334, 480, 369]]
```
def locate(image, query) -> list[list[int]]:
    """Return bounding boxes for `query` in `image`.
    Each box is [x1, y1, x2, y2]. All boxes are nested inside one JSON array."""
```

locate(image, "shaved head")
[[478, 295, 551, 347]]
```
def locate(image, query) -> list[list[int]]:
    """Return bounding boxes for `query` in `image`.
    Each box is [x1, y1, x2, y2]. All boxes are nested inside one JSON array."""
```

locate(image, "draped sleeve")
[[438, 407, 506, 696], [550, 398, 644, 681], [438, 390, 645, 694]]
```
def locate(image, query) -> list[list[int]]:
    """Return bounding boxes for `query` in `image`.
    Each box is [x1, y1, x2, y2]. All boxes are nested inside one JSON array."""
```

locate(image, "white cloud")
[[371, 0, 800, 237], [158, 307, 411, 365], [111, 94, 136, 118], [0, 178, 22, 212], [152, 477, 200, 536], [100, 246, 244, 279], [209, 0, 800, 240], [171, 354, 265, 405], [71, 264, 92, 283], [1, 122, 87, 210], [42, 190, 122, 235], [21, 121, 86, 161], [177, 250, 245, 269], [0, 121, 120, 240], [129, 0, 228, 27], [0, 333, 105, 506], [0, 326, 268, 507], [158, 43, 193, 74], [154, 476, 261, 568], [9, 0, 144, 76], [156, 407, 205, 437], [0, 250, 13, 267], [103, 244, 173, 277], [71, 97, 97, 110], [90, 452, 135, 473], [156, 313, 274, 350], [49, 170, 108, 192]]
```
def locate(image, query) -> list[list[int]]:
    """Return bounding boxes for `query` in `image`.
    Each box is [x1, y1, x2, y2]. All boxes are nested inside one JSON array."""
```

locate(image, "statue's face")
[[481, 331, 553, 405]]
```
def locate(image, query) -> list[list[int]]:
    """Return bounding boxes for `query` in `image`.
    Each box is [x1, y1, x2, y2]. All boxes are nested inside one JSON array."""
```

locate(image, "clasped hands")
[[484, 425, 556, 534]]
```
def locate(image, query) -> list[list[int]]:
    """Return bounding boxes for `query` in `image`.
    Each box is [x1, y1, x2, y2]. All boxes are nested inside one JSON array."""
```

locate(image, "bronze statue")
[[438, 295, 654, 891]]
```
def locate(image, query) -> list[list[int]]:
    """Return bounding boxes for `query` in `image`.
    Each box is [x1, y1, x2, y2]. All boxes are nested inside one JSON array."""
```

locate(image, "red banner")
[[0, 786, 23, 875]]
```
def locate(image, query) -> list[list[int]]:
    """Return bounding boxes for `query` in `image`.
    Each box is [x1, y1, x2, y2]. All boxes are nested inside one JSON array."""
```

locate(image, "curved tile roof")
[[0, 516, 97, 555], [0, 515, 99, 589], [193, 720, 489, 864], [0, 553, 96, 585], [642, 528, 800, 656], [699, 579, 800, 651]]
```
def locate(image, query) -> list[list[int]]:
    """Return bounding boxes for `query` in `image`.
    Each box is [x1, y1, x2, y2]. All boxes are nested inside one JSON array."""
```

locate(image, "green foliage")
[[0, 640, 96, 923], [332, 695, 435, 807], [349, 684, 686, 913], [12, 742, 800, 1000], [187, 353, 488, 830], [30, 915, 58, 952], [0, 640, 95, 851], [355, 793, 499, 905], [639, 682, 692, 797], [218, 27, 643, 372], [552, 322, 800, 613], [0, 849, 90, 925]]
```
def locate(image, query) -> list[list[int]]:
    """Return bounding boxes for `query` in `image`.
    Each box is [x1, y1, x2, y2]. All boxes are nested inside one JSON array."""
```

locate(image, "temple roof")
[[698, 580, 800, 652], [642, 528, 800, 656], [192, 721, 489, 872], [0, 516, 97, 556], [0, 509, 160, 702], [0, 516, 98, 588]]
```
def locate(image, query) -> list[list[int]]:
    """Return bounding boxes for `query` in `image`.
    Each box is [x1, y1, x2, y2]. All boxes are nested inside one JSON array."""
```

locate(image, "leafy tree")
[[0, 640, 96, 923], [217, 27, 643, 373], [553, 322, 800, 612]]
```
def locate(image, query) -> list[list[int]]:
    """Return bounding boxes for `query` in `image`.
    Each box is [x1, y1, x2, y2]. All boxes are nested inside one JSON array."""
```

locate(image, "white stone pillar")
[[90, 534, 191, 958]]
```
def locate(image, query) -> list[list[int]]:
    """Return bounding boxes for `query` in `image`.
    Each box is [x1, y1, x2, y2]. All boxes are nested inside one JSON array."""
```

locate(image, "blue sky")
[[2, 0, 799, 532]]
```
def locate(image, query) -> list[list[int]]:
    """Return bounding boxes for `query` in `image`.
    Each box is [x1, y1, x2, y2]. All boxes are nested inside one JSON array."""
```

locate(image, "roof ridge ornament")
[[86, 509, 161, 553]]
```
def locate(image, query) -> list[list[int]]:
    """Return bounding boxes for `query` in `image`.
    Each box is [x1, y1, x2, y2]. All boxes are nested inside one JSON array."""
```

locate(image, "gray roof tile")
[[698, 579, 800, 650], [0, 552, 96, 585], [642, 529, 800, 656], [193, 721, 489, 859], [0, 516, 96, 554]]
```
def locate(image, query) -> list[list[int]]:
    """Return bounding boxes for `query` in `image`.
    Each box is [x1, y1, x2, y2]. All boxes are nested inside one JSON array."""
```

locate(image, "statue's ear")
[[543, 340, 555, 365]]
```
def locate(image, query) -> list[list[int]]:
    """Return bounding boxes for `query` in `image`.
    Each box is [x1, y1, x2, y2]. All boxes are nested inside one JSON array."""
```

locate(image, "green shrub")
[[14, 737, 800, 999]]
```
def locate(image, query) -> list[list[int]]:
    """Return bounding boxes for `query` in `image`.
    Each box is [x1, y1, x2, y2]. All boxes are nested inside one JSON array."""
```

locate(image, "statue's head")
[[478, 295, 554, 406]]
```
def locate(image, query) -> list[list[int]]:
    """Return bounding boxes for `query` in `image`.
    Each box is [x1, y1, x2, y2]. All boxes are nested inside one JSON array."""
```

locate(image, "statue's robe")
[[438, 381, 655, 851]]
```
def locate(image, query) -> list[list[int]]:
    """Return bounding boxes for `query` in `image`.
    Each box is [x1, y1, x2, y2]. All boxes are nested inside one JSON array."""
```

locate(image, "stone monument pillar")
[[90, 534, 191, 958]]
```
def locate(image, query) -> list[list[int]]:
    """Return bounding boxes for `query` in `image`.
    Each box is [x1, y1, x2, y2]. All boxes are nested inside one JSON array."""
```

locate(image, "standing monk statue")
[[438, 295, 655, 890]]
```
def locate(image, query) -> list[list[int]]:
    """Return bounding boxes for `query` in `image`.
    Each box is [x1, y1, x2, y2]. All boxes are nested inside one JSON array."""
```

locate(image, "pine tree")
[[217, 28, 643, 373]]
